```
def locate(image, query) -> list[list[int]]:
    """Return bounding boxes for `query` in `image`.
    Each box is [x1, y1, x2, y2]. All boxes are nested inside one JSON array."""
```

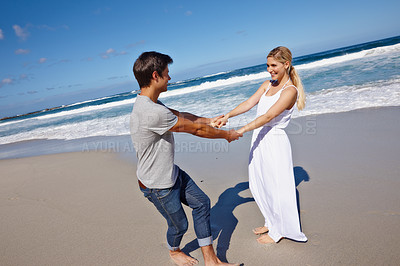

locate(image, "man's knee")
[[177, 218, 189, 235], [201, 195, 211, 213]]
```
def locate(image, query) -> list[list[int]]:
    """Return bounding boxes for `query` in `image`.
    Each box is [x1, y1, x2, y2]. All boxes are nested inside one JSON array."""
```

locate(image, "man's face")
[[159, 66, 171, 92]]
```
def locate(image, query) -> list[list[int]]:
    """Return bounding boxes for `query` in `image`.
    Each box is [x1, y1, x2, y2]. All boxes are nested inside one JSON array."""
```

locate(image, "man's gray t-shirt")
[[130, 95, 178, 189]]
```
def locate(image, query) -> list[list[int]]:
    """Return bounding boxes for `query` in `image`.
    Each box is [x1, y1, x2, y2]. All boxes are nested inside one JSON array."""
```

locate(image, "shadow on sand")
[[182, 182, 253, 262], [182, 167, 309, 263], [294, 166, 310, 231]]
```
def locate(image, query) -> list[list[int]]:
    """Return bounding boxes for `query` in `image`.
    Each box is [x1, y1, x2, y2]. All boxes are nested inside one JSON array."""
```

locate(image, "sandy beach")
[[1, 106, 399, 265]]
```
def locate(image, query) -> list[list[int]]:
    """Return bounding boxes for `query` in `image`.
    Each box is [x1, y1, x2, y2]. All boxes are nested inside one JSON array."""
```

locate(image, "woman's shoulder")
[[280, 85, 298, 99], [283, 81, 297, 91], [260, 80, 272, 91], [261, 79, 272, 86]]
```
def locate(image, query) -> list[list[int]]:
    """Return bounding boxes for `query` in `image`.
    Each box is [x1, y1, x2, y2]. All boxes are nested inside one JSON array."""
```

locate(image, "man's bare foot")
[[256, 234, 275, 244], [169, 249, 198, 266], [201, 245, 240, 266], [252, 226, 269, 235]]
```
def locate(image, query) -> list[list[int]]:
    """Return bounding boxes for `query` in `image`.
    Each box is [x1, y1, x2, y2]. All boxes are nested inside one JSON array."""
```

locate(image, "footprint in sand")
[[8, 197, 19, 200], [367, 210, 400, 216], [384, 211, 400, 216]]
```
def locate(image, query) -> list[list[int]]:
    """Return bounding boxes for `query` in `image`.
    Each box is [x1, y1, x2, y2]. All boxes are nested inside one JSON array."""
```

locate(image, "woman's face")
[[267, 57, 289, 81]]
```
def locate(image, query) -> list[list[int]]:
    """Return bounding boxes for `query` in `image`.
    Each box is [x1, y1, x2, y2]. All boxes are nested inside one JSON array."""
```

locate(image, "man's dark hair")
[[133, 51, 173, 88]]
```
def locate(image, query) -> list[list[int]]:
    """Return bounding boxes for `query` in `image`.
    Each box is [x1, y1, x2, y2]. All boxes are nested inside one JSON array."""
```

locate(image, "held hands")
[[209, 114, 224, 127], [209, 114, 242, 142], [210, 114, 229, 128], [226, 129, 242, 143]]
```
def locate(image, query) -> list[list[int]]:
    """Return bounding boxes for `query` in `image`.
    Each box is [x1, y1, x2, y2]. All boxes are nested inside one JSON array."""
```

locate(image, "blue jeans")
[[140, 167, 212, 251]]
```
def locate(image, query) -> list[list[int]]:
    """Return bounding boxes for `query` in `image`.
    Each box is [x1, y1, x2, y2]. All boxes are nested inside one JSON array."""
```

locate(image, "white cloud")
[[0, 75, 31, 88], [98, 48, 129, 59], [15, 49, 30, 55], [100, 48, 116, 59], [36, 24, 55, 31], [13, 25, 30, 41], [185, 10, 193, 16], [0, 29, 4, 40], [35, 24, 70, 31], [48, 59, 69, 67], [106, 48, 115, 54], [82, 57, 93, 62], [236, 30, 247, 37], [20, 74, 28, 80], [126, 40, 145, 49], [39, 58, 47, 64], [94, 7, 111, 15], [10, 23, 68, 42], [2, 78, 13, 84]]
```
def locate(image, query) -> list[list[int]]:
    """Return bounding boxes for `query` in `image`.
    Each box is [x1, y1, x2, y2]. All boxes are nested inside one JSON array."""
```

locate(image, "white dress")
[[248, 81, 307, 242]]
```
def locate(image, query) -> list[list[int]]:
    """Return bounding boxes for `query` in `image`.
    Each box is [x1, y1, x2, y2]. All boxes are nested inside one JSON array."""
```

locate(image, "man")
[[130, 51, 241, 266]]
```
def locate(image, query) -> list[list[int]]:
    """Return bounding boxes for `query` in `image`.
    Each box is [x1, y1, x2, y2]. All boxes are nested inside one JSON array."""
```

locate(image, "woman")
[[214, 46, 307, 244]]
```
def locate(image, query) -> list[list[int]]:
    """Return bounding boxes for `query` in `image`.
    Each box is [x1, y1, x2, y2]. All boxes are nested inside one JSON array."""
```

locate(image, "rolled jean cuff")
[[197, 236, 213, 247], [167, 243, 180, 251]]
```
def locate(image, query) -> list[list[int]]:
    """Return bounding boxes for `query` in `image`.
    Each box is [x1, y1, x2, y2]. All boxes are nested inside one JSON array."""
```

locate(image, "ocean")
[[0, 36, 399, 158]]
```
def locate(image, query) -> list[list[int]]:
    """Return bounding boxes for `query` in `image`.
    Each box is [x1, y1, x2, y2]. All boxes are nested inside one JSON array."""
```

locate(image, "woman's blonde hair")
[[268, 46, 306, 110]]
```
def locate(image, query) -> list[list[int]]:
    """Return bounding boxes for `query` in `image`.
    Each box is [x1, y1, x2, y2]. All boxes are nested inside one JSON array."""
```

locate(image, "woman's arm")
[[215, 80, 270, 128], [237, 86, 297, 134]]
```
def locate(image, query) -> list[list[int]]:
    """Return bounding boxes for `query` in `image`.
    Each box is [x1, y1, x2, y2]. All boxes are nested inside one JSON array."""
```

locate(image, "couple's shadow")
[[182, 182, 253, 262], [182, 167, 310, 263]]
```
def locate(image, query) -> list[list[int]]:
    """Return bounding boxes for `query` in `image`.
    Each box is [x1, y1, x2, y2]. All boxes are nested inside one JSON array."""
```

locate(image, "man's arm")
[[169, 108, 214, 124], [169, 115, 241, 142]]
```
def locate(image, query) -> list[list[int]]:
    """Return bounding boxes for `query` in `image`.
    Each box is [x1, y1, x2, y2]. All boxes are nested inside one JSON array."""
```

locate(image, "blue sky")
[[1, 0, 399, 118]]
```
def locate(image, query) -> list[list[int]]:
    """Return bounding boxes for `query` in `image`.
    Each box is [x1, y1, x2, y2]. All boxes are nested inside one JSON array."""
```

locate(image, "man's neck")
[[139, 87, 160, 103]]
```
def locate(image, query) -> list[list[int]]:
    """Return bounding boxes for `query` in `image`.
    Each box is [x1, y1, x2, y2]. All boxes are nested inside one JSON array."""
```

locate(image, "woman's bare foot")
[[169, 249, 198, 266], [256, 234, 275, 244], [252, 226, 269, 235]]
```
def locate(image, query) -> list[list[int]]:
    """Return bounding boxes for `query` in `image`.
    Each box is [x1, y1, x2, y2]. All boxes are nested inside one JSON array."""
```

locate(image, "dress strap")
[[264, 81, 272, 94], [282, 84, 299, 100], [281, 79, 291, 89], [283, 84, 298, 91], [266, 79, 296, 95], [282, 78, 298, 92], [282, 78, 299, 102]]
